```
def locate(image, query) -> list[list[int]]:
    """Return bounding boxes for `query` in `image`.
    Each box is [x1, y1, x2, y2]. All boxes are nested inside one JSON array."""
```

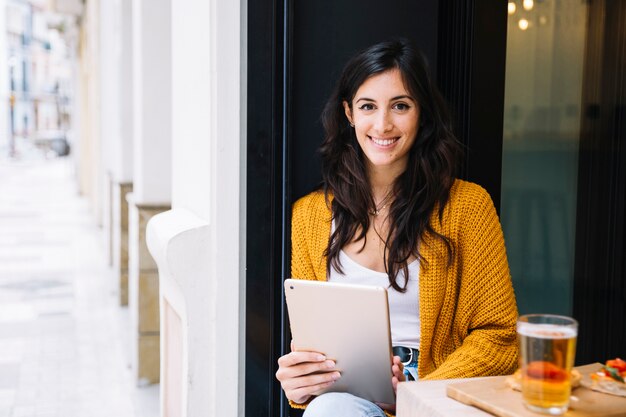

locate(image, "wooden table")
[[396, 364, 626, 417]]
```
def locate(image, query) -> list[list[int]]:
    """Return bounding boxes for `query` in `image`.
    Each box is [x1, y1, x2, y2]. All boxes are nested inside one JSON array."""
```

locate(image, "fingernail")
[[325, 360, 335, 369], [316, 354, 326, 361], [332, 372, 341, 380]]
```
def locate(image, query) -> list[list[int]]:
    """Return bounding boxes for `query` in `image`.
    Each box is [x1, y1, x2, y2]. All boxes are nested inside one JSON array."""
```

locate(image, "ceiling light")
[[508, 1, 517, 15], [518, 18, 529, 30]]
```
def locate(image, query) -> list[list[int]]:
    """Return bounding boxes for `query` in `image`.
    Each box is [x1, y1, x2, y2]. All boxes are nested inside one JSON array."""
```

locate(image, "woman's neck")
[[367, 165, 402, 203]]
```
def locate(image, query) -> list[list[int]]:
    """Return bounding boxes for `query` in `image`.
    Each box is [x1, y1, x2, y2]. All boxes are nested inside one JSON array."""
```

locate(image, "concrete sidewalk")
[[0, 157, 158, 417]]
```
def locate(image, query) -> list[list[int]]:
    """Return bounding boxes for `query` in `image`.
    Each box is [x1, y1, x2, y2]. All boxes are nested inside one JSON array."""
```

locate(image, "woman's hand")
[[275, 343, 341, 405], [376, 355, 406, 413]]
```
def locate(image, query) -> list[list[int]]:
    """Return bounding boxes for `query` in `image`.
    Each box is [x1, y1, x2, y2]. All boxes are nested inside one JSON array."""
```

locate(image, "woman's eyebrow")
[[355, 95, 415, 104], [391, 95, 415, 102]]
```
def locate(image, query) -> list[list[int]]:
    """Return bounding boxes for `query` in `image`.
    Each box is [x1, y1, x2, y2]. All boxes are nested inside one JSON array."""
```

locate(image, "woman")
[[276, 39, 518, 416]]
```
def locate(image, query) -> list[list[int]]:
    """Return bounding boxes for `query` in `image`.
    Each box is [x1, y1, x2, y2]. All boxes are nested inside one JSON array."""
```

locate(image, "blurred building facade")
[[4, 0, 77, 158]]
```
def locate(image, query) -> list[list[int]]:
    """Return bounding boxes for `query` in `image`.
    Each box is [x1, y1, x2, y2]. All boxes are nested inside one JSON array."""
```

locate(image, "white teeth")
[[371, 137, 398, 146]]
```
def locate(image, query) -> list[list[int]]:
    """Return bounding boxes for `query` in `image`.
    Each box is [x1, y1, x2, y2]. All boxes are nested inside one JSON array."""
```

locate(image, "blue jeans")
[[303, 392, 386, 417]]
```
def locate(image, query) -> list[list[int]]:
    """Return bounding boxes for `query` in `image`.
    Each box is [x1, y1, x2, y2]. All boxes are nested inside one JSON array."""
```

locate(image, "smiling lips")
[[370, 136, 400, 146]]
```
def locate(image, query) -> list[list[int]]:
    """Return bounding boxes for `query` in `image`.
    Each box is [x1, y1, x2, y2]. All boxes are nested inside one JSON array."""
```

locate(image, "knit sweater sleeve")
[[291, 194, 318, 281], [290, 191, 331, 282], [422, 185, 519, 380]]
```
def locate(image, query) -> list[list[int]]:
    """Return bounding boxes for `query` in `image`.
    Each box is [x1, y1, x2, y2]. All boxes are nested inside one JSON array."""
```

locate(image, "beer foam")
[[517, 322, 577, 339]]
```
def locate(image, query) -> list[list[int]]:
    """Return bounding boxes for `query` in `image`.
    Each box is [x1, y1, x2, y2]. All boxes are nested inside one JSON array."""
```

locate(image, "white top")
[[328, 249, 421, 349]]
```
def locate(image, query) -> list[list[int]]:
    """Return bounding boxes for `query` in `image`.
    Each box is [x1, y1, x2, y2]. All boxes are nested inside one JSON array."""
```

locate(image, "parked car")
[[32, 130, 70, 157]]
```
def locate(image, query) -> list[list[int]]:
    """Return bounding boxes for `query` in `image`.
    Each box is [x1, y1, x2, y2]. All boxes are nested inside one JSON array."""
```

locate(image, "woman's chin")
[[364, 156, 409, 173]]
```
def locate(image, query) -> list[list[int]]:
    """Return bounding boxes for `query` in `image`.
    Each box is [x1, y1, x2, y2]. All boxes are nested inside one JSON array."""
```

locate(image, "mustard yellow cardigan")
[[289, 179, 518, 409]]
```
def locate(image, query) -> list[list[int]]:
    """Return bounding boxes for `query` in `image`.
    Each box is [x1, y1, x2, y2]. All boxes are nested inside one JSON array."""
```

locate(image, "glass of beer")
[[517, 314, 578, 415]]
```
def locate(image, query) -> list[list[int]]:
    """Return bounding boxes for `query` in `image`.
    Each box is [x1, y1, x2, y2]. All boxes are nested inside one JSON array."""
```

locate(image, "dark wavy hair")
[[320, 38, 461, 292]]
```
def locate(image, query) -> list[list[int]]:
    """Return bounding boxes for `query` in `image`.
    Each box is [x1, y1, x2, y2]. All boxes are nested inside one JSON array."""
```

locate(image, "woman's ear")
[[343, 101, 354, 126]]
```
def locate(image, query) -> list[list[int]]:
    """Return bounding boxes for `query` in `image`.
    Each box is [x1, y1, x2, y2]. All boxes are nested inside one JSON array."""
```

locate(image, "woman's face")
[[343, 68, 420, 176]]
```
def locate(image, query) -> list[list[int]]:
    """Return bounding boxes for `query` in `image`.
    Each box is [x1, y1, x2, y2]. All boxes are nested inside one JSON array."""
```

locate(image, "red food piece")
[[525, 361, 568, 382], [606, 358, 626, 373]]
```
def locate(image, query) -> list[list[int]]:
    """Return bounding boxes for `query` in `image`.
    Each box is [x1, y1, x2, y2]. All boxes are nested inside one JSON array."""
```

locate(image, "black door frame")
[[245, 0, 289, 415]]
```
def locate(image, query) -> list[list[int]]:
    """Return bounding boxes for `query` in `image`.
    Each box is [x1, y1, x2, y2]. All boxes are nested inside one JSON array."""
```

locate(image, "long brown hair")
[[320, 39, 461, 292]]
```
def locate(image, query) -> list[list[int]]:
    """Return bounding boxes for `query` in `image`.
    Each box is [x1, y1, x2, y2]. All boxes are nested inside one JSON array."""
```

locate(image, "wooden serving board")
[[446, 364, 626, 417]]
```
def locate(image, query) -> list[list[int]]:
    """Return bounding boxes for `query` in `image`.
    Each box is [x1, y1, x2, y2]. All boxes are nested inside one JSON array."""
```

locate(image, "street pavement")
[[0, 157, 158, 417]]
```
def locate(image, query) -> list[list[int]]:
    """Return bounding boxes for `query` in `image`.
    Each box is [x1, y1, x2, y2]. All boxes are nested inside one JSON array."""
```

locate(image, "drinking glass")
[[517, 314, 578, 415]]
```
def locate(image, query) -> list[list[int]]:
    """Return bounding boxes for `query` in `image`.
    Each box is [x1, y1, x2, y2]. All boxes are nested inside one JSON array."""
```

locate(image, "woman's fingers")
[[282, 371, 341, 404], [277, 359, 337, 385], [275, 350, 341, 404], [287, 378, 338, 404], [391, 363, 405, 381], [381, 357, 402, 411], [391, 355, 405, 392], [392, 374, 402, 391], [392, 355, 404, 373], [276, 353, 335, 381], [281, 370, 341, 392], [277, 351, 325, 368]]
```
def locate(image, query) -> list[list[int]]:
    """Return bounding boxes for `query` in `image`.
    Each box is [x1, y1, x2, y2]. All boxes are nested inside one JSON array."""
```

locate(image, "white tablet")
[[284, 278, 395, 405]]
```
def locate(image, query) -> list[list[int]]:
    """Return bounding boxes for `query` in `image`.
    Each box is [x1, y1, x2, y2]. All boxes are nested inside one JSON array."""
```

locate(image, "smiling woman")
[[275, 39, 519, 417], [319, 40, 460, 287]]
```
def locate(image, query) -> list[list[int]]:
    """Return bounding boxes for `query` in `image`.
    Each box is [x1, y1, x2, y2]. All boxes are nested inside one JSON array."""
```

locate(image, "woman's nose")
[[374, 110, 393, 133]]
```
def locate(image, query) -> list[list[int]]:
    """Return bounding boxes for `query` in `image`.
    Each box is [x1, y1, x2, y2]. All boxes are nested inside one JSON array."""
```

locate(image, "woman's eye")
[[358, 103, 375, 111], [393, 102, 410, 111]]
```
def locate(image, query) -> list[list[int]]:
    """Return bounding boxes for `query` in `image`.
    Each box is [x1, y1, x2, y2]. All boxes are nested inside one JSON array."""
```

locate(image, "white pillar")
[[100, 0, 135, 179], [148, 0, 245, 415], [207, 1, 246, 413], [132, 0, 172, 204], [119, 0, 134, 182], [99, 0, 122, 265], [77, 0, 103, 223], [100, 0, 135, 301], [129, 0, 172, 385], [99, 0, 122, 176]]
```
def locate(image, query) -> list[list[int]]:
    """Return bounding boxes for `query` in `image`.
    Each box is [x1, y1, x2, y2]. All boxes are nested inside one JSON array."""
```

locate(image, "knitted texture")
[[288, 179, 519, 411]]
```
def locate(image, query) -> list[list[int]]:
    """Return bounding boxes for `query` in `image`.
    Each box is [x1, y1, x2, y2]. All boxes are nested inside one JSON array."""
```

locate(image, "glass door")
[[501, 0, 588, 315]]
